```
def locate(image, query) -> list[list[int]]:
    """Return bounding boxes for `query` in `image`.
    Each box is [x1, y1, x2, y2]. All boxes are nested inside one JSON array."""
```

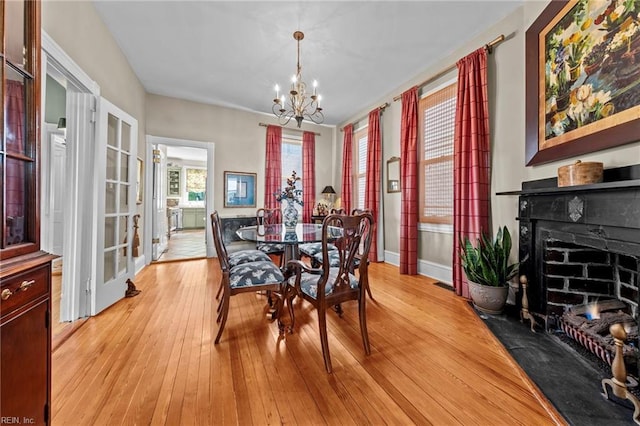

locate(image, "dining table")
[[236, 222, 338, 267]]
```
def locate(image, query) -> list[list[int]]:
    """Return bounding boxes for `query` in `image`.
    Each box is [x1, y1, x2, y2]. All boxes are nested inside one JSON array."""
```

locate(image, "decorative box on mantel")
[[497, 164, 640, 320]]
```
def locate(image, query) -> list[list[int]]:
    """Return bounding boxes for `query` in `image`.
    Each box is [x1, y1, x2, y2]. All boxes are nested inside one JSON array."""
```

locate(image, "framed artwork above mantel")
[[525, 0, 640, 166]]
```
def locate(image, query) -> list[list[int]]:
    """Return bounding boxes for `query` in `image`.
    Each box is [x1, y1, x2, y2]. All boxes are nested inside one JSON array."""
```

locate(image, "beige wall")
[[145, 94, 334, 216], [337, 0, 640, 271], [42, 1, 146, 134], [42, 0, 148, 255]]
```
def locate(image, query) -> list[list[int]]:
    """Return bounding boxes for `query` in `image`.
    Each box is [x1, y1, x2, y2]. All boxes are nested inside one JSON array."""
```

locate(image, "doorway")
[[41, 32, 100, 330], [144, 136, 215, 263]]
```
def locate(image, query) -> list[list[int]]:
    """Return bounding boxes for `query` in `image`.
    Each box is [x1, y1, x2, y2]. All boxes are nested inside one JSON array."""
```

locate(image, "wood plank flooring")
[[52, 259, 566, 425]]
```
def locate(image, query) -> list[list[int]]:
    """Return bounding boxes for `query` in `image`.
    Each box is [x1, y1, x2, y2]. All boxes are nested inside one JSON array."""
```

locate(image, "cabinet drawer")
[[1, 265, 50, 317]]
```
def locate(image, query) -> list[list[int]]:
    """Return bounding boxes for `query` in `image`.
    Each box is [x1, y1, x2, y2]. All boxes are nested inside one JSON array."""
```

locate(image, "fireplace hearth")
[[498, 164, 640, 423]]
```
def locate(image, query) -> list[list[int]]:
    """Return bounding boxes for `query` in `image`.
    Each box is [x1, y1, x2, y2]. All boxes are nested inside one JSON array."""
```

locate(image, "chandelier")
[[272, 31, 323, 128]]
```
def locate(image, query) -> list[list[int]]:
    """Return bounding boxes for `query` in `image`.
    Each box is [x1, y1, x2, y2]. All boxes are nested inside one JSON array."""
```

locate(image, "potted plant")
[[459, 226, 521, 314]]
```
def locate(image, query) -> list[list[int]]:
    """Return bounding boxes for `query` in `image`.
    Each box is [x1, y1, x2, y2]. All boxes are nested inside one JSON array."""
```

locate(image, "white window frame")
[[281, 134, 303, 215]]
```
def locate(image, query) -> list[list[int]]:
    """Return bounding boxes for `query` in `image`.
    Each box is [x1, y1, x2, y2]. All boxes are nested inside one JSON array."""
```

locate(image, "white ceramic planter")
[[468, 281, 509, 314]]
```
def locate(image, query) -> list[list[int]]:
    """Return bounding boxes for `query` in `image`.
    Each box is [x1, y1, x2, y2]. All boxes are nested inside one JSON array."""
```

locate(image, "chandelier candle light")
[[273, 31, 324, 128]]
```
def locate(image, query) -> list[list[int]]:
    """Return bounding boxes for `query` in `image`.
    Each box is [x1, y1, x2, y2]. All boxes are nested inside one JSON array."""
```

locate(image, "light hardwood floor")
[[52, 259, 566, 425]]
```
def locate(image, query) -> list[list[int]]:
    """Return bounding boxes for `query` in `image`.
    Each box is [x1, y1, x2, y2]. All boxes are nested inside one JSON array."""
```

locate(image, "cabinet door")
[[167, 168, 180, 197], [1, 0, 41, 257], [1, 300, 49, 424], [182, 209, 195, 228]]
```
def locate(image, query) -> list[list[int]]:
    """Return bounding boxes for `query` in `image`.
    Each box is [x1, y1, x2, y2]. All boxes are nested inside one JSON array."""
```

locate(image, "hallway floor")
[[157, 228, 206, 261]]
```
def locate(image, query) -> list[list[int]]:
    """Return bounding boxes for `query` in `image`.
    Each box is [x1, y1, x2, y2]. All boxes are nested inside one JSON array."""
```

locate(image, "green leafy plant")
[[459, 226, 521, 287]]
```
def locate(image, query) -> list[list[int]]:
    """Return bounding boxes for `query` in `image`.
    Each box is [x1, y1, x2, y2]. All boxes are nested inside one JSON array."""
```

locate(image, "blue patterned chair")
[[213, 213, 272, 301], [311, 208, 374, 300], [297, 208, 344, 259], [255, 208, 286, 265], [285, 211, 374, 373], [211, 211, 284, 344]]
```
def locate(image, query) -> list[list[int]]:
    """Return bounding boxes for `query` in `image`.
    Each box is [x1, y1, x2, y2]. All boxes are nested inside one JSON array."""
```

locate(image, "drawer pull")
[[19, 280, 36, 291], [1, 289, 12, 300]]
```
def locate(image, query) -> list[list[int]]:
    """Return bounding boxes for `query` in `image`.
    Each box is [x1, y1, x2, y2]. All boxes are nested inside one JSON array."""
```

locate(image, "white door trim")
[[41, 31, 100, 322], [144, 136, 216, 263]]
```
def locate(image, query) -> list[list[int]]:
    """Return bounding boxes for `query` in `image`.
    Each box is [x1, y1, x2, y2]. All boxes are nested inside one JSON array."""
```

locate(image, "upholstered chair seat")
[[228, 249, 272, 268], [296, 268, 358, 298], [229, 261, 284, 289], [298, 242, 336, 258], [257, 242, 286, 255], [312, 250, 361, 269]]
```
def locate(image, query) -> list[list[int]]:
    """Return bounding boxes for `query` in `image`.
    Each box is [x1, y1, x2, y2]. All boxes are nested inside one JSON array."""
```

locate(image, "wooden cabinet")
[[182, 207, 205, 229], [1, 1, 55, 423], [167, 167, 181, 197]]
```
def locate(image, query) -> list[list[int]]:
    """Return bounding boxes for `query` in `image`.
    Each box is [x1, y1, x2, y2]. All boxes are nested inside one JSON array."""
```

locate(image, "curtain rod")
[[392, 34, 506, 102], [340, 102, 389, 132], [258, 122, 321, 136]]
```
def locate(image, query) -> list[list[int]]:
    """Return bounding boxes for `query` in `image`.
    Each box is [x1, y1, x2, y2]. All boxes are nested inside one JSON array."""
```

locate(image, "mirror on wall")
[[387, 156, 400, 193]]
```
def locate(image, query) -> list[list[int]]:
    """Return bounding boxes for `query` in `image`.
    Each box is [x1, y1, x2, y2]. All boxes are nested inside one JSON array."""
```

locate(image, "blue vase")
[[283, 199, 298, 231]]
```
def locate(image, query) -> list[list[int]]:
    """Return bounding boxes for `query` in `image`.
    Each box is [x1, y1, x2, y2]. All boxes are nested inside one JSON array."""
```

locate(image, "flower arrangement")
[[276, 170, 303, 205]]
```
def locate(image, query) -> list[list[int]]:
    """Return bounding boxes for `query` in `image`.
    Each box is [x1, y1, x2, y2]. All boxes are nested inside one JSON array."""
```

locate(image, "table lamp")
[[321, 186, 336, 210]]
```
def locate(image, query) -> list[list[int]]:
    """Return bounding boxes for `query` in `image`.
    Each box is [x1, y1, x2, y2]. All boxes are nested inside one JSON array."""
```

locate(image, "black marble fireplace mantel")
[[499, 164, 640, 316]]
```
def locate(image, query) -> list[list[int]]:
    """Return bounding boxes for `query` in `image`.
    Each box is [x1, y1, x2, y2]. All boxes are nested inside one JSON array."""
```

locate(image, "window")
[[281, 136, 302, 214], [186, 168, 206, 201], [354, 126, 368, 210], [418, 81, 456, 228]]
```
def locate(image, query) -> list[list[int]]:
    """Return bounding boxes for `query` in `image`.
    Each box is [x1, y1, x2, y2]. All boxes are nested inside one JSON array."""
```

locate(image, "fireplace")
[[513, 164, 640, 378]]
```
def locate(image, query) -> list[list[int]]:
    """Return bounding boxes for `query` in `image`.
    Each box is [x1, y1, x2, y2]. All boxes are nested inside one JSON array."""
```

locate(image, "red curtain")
[[264, 125, 282, 209], [365, 109, 381, 262], [400, 87, 419, 275], [302, 131, 316, 222], [452, 48, 491, 298], [6, 81, 25, 222], [340, 124, 353, 214]]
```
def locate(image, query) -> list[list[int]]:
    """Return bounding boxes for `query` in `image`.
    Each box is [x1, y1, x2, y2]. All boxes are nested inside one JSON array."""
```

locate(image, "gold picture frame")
[[136, 158, 143, 204], [525, 0, 640, 165]]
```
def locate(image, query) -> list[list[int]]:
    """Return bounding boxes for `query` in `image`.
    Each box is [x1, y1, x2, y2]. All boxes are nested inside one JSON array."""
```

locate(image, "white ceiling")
[[92, 0, 526, 127]]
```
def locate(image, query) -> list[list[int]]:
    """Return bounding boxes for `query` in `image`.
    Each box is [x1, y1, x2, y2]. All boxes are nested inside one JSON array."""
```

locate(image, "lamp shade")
[[321, 186, 336, 195], [57, 117, 66, 130]]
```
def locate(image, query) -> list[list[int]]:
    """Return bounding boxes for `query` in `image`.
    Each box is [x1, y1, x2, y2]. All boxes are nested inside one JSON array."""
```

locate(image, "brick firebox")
[[543, 240, 639, 317]]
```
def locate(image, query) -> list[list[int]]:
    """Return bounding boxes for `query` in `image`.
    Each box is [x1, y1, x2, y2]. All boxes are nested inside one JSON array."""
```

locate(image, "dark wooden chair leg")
[[286, 286, 297, 332], [365, 279, 374, 301], [359, 296, 371, 355], [318, 308, 332, 373], [215, 280, 223, 300], [215, 291, 230, 344]]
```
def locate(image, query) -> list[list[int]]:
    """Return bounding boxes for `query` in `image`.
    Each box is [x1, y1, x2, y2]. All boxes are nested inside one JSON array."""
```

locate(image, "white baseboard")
[[384, 250, 452, 285]]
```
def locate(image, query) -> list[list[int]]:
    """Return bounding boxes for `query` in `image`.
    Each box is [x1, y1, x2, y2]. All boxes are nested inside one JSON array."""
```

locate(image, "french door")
[[92, 98, 138, 315]]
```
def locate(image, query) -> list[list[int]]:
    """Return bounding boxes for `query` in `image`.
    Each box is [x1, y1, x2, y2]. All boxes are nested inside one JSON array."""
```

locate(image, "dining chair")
[[311, 208, 374, 300], [212, 211, 274, 301], [297, 208, 344, 261], [256, 207, 286, 266], [211, 212, 285, 343], [285, 211, 374, 373]]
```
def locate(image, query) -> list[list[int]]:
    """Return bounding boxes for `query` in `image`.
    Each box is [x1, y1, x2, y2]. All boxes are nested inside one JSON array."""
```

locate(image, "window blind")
[[354, 128, 368, 210], [419, 83, 456, 224]]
